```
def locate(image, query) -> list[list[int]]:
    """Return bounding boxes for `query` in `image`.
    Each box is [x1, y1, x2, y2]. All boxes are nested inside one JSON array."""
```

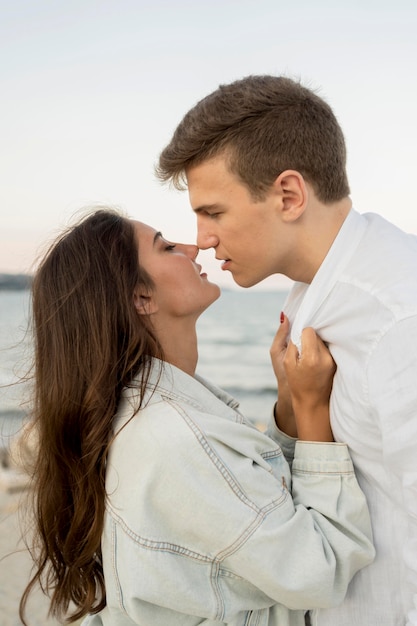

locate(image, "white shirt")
[[285, 209, 417, 625]]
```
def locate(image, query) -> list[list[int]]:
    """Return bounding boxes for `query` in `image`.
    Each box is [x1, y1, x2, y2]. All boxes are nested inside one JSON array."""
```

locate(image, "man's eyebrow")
[[193, 203, 221, 214], [153, 231, 162, 245]]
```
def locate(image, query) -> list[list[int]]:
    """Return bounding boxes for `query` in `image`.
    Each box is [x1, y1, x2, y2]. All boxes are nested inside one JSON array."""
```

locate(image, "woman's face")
[[132, 220, 220, 319]]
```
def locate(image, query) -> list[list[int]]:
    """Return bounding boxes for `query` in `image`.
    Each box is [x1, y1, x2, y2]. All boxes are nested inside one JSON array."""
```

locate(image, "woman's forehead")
[[130, 219, 158, 242]]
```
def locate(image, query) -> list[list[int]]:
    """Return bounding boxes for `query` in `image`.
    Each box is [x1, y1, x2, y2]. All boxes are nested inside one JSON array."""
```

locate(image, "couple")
[[20, 76, 416, 626]]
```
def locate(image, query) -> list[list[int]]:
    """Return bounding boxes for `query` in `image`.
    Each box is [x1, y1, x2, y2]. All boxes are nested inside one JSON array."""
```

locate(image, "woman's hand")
[[270, 314, 336, 442], [270, 314, 298, 437]]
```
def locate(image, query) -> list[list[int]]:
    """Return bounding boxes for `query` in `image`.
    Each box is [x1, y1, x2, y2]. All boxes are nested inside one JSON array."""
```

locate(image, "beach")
[[0, 487, 62, 626], [0, 456, 84, 626]]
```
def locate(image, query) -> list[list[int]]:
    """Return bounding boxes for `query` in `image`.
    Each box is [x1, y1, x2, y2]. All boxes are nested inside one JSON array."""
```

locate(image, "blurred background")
[[1, 0, 416, 291]]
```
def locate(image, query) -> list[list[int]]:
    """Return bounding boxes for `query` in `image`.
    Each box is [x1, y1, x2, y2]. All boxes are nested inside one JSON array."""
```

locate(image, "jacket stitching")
[[111, 518, 128, 614], [163, 396, 268, 514], [107, 504, 213, 562]]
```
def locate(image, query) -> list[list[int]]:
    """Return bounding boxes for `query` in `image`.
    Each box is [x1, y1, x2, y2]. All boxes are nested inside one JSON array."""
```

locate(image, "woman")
[[20, 208, 374, 626]]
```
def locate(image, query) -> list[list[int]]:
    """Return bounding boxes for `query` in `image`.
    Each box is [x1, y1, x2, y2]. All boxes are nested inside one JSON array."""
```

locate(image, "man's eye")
[[165, 244, 176, 251]]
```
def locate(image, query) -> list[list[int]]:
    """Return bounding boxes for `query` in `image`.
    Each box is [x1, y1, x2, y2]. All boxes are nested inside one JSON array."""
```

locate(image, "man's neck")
[[290, 197, 352, 284]]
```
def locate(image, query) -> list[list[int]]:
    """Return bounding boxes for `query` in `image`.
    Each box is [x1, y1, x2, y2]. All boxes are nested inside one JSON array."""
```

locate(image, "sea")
[[0, 288, 289, 449]]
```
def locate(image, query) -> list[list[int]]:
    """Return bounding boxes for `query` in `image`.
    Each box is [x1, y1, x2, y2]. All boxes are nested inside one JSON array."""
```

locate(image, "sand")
[[0, 465, 84, 625], [0, 488, 62, 625]]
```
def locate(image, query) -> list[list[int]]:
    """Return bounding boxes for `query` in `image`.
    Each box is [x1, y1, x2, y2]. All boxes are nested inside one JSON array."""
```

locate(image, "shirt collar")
[[290, 208, 367, 350]]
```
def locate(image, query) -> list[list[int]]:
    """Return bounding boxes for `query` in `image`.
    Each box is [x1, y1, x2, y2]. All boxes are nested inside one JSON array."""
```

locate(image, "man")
[[157, 75, 417, 625]]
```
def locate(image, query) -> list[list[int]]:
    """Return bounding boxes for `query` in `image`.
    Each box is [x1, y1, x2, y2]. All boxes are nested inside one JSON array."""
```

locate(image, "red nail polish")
[[280, 311, 285, 324]]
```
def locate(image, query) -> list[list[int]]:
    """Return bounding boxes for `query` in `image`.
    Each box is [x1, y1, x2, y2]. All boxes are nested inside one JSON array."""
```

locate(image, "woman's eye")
[[165, 244, 176, 251]]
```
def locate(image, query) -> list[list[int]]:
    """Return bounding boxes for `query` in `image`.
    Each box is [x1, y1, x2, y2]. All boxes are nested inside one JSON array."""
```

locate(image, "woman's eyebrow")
[[153, 231, 163, 245]]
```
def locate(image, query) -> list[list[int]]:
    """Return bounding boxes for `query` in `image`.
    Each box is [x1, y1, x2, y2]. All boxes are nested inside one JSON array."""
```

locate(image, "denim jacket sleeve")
[[103, 394, 375, 623], [265, 413, 297, 468], [215, 433, 375, 612]]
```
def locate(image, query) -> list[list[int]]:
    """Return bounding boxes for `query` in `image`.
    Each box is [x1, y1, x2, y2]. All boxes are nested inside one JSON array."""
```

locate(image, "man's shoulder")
[[362, 211, 417, 246]]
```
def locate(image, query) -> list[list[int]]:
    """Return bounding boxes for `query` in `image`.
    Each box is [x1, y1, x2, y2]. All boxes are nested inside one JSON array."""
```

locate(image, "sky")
[[1, 0, 416, 290]]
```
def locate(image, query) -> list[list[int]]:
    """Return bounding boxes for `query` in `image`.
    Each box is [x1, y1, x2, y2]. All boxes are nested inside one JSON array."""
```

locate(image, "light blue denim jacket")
[[83, 359, 374, 626]]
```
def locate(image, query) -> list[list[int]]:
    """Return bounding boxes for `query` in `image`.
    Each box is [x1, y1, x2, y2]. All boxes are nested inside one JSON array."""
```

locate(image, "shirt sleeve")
[[367, 316, 417, 625]]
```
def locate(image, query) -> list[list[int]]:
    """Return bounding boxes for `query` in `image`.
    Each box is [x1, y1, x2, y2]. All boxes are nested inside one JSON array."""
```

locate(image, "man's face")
[[187, 156, 286, 288]]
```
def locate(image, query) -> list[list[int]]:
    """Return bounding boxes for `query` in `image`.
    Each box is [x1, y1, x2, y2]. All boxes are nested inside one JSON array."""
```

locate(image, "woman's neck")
[[154, 318, 199, 376]]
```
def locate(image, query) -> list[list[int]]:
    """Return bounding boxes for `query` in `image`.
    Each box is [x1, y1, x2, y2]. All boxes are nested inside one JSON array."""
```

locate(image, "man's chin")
[[232, 273, 262, 289]]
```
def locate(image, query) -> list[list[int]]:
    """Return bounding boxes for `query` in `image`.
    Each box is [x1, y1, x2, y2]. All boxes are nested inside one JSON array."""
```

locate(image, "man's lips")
[[215, 256, 231, 271]]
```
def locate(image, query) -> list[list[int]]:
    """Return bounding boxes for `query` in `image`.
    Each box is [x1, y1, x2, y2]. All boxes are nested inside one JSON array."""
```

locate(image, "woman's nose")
[[178, 243, 199, 260], [189, 244, 199, 260]]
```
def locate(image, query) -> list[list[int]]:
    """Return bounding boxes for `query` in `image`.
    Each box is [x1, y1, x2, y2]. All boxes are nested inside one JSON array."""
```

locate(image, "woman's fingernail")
[[280, 311, 285, 324]]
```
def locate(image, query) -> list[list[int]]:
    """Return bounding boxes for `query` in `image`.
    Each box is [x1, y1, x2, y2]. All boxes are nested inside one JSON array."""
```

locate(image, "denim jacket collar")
[[117, 358, 242, 432]]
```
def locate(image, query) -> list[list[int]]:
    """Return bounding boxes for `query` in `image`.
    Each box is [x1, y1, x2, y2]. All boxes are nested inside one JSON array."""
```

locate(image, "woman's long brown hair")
[[19, 209, 163, 624]]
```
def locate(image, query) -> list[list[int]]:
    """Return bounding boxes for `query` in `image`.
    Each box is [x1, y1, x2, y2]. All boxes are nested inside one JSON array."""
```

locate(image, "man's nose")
[[196, 225, 219, 250]]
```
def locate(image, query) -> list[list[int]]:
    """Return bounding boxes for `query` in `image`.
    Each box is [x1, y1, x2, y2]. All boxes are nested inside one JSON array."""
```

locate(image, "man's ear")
[[274, 170, 308, 222], [133, 288, 159, 315]]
